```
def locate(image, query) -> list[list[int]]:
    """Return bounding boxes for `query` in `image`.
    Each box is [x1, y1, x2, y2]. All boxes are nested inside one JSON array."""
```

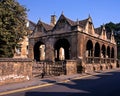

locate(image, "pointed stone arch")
[[86, 40, 93, 57], [54, 39, 70, 61], [94, 42, 100, 57], [111, 47, 114, 58], [101, 44, 106, 58], [34, 41, 45, 61], [107, 46, 110, 58]]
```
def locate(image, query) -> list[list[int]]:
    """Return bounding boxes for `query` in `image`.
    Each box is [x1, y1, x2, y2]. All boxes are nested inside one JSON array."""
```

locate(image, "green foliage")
[[105, 22, 120, 32], [0, 0, 27, 57], [105, 22, 120, 59]]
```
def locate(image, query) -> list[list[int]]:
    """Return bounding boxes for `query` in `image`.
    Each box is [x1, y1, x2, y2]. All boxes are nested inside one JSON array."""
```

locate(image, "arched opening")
[[107, 46, 110, 58], [34, 41, 45, 61], [86, 40, 93, 57], [111, 47, 114, 58], [101, 44, 106, 58], [94, 42, 100, 57], [54, 39, 70, 61]]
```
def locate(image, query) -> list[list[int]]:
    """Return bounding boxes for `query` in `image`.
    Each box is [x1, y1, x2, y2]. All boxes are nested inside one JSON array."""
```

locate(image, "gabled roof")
[[106, 32, 111, 40], [37, 20, 53, 31], [79, 19, 88, 28], [95, 26, 112, 40], [63, 15, 76, 26], [56, 14, 76, 26], [95, 27, 102, 35], [29, 20, 36, 26], [27, 20, 36, 30], [53, 13, 89, 30], [33, 14, 94, 33]]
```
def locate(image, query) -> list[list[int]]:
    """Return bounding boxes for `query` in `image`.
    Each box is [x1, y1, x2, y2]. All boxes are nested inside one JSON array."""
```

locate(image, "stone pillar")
[[45, 39, 55, 61], [28, 38, 34, 59], [59, 47, 65, 60], [39, 45, 45, 60], [66, 60, 77, 75], [71, 34, 78, 59], [77, 33, 83, 58]]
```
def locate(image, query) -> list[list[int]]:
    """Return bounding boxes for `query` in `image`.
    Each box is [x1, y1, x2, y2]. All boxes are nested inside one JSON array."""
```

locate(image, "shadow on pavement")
[[25, 71, 120, 96]]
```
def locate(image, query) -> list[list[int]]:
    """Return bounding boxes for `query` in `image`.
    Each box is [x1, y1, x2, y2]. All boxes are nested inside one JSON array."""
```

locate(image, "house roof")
[[79, 19, 88, 28], [64, 15, 76, 26], [27, 20, 36, 30], [58, 14, 89, 29], [95, 27, 102, 35], [37, 20, 53, 31]]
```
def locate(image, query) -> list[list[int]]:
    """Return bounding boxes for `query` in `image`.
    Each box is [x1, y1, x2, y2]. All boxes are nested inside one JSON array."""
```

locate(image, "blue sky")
[[18, 0, 120, 28]]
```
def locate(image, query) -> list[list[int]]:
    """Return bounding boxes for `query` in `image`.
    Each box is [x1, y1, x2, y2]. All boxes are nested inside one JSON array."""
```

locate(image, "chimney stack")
[[50, 15, 56, 26]]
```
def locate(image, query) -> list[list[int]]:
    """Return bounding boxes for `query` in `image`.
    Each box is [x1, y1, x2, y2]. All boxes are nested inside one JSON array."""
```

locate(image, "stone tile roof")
[[95, 26, 112, 40], [34, 14, 90, 32], [37, 20, 53, 31], [79, 19, 88, 28], [42, 22, 53, 31], [95, 27, 102, 35], [64, 16, 76, 26], [28, 20, 36, 31], [62, 14, 88, 28]]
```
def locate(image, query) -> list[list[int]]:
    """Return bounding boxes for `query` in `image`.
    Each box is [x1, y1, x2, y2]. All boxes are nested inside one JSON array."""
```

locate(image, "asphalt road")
[[3, 70, 120, 96]]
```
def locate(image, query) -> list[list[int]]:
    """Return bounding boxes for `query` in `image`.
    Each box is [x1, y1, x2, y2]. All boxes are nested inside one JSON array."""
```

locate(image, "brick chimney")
[[50, 15, 56, 26]]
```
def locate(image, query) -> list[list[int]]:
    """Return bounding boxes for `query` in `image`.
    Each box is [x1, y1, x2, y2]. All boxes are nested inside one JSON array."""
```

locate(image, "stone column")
[[39, 45, 45, 60], [28, 38, 34, 59], [45, 39, 55, 61], [66, 60, 77, 75], [59, 47, 65, 60]]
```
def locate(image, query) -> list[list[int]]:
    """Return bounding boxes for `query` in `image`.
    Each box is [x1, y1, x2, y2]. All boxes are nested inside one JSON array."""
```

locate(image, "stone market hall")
[[29, 13, 117, 73]]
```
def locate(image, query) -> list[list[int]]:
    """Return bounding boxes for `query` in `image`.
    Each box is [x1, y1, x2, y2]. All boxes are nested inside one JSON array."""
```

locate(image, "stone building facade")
[[14, 20, 36, 58], [29, 13, 117, 72]]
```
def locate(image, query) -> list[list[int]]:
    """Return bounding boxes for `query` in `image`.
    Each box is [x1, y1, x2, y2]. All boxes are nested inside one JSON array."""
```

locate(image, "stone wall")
[[66, 60, 77, 75], [85, 63, 117, 73], [0, 58, 33, 85]]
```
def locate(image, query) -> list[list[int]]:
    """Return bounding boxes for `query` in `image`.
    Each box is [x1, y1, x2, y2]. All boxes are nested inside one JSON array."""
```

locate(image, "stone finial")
[[111, 30, 114, 36], [88, 14, 91, 18], [76, 18, 79, 25], [61, 11, 64, 15]]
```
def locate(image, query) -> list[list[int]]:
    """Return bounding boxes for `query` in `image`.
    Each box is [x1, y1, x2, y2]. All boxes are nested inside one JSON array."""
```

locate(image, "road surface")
[[2, 70, 120, 96]]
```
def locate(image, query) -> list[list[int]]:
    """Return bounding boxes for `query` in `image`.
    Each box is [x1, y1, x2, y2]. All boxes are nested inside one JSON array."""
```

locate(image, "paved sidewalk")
[[0, 68, 119, 93]]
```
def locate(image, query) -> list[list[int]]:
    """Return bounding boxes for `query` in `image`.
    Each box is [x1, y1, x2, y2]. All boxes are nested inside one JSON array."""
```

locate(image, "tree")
[[0, 0, 27, 57], [105, 22, 120, 59]]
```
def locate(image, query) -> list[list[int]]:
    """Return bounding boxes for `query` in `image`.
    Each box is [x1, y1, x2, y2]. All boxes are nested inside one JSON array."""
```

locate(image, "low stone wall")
[[0, 58, 33, 85], [66, 60, 77, 75], [85, 63, 117, 73]]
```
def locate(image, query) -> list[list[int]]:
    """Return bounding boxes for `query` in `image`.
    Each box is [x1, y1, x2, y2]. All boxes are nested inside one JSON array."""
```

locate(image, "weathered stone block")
[[0, 58, 33, 85], [66, 60, 77, 75]]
